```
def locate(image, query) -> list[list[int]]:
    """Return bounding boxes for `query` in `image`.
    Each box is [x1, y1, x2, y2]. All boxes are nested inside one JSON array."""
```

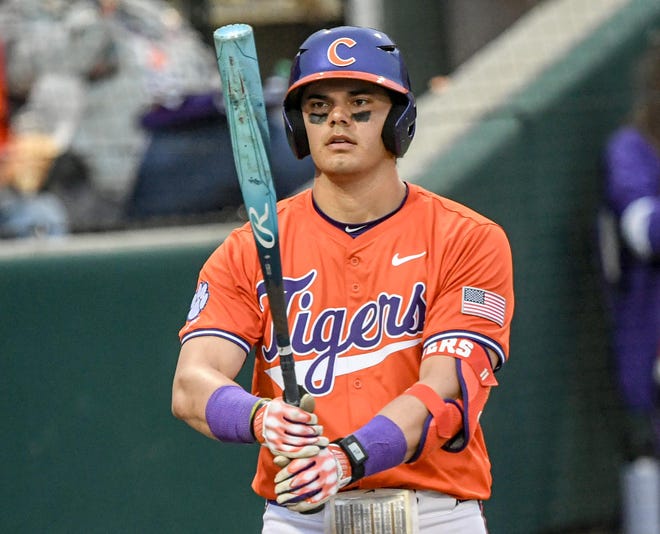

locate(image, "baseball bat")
[[213, 24, 301, 407]]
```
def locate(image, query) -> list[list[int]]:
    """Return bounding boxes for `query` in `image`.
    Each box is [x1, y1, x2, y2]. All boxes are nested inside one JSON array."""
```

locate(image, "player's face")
[[300, 79, 393, 178]]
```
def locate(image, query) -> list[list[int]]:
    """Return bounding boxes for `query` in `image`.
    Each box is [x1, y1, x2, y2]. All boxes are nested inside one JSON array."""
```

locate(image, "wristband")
[[346, 415, 407, 480], [205, 385, 262, 443]]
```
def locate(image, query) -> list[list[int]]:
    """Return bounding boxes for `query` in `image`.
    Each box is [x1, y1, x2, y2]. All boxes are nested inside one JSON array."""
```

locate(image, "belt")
[[268, 488, 472, 512]]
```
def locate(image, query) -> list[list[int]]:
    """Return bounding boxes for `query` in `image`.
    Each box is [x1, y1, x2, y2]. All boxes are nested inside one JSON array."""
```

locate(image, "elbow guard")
[[406, 339, 498, 455]]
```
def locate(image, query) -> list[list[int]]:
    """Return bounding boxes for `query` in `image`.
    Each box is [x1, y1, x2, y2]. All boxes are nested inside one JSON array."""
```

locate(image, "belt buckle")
[[324, 488, 419, 534]]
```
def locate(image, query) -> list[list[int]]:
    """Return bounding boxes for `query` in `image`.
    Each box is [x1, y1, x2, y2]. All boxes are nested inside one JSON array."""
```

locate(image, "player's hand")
[[252, 396, 329, 458], [274, 443, 352, 513]]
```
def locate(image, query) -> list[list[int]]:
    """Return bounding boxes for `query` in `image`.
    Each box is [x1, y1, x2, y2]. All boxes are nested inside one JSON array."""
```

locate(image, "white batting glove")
[[251, 396, 329, 458], [274, 443, 352, 513]]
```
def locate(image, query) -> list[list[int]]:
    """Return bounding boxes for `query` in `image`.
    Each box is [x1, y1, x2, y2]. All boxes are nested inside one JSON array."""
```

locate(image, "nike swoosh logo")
[[345, 225, 367, 233], [392, 251, 427, 266]]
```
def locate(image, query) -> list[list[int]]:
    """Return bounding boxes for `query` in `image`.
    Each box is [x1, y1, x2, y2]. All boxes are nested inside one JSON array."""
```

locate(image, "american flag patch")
[[461, 286, 506, 326]]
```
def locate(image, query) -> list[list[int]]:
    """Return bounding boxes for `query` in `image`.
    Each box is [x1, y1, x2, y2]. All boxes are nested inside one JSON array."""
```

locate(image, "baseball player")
[[600, 37, 660, 534], [172, 26, 514, 533]]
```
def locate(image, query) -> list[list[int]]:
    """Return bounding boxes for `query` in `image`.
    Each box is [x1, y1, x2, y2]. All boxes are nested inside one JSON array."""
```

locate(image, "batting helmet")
[[283, 26, 416, 159]]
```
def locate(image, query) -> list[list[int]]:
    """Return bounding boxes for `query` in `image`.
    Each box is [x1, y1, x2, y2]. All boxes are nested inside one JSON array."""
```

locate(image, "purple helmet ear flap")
[[283, 100, 309, 159], [382, 92, 417, 157]]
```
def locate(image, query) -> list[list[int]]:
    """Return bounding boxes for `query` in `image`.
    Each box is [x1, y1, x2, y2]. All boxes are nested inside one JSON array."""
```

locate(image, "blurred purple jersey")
[[603, 126, 660, 412]]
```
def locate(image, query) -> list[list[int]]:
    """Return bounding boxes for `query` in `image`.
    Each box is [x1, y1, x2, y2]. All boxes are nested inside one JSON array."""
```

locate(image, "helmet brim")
[[286, 70, 410, 98]]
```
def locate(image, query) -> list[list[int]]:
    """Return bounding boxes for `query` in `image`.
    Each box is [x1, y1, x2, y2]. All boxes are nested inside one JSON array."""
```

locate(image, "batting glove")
[[251, 396, 329, 459], [274, 443, 352, 513]]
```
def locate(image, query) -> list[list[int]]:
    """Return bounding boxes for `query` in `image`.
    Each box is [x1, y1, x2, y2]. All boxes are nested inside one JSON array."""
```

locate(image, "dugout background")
[[3, 1, 660, 533]]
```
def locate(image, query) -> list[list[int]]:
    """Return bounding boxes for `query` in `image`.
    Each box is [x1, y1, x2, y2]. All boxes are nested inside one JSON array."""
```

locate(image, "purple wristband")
[[353, 415, 407, 477], [205, 385, 261, 443]]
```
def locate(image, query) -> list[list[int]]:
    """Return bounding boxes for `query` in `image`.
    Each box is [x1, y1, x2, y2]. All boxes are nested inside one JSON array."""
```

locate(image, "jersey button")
[[353, 378, 362, 389], [351, 283, 359, 292], [350, 257, 359, 266]]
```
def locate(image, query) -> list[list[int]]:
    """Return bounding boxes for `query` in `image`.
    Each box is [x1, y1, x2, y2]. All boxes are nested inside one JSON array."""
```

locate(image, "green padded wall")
[[0, 243, 264, 532]]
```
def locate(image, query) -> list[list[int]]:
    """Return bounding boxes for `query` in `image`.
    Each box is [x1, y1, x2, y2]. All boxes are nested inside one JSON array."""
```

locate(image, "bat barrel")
[[213, 23, 300, 407], [213, 23, 269, 147]]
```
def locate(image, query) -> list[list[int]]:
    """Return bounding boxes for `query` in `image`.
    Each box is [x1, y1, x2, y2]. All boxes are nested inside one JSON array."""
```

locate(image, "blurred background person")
[[600, 33, 660, 534], [0, 35, 70, 238], [127, 49, 313, 222]]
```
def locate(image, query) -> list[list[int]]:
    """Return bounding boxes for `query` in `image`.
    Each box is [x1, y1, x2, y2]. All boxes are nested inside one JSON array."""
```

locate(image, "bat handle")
[[279, 346, 301, 406]]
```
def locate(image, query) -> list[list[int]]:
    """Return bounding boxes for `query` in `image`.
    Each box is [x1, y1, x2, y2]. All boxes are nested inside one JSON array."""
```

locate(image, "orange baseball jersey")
[[180, 183, 514, 501]]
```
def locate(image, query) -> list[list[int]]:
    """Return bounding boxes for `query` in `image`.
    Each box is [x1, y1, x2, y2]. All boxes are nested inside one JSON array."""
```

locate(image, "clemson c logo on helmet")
[[327, 37, 357, 67]]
